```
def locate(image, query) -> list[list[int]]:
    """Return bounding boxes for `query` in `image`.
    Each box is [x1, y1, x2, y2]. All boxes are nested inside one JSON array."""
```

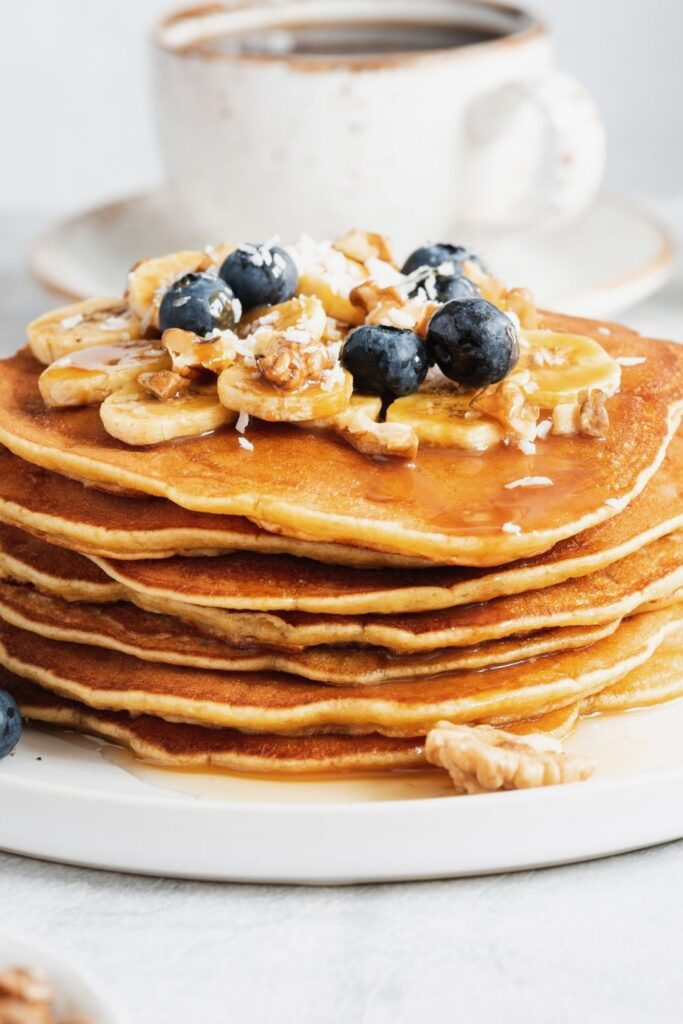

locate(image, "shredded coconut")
[[236, 411, 249, 434], [502, 522, 522, 535], [282, 327, 311, 345], [59, 313, 84, 329], [536, 419, 552, 439], [616, 356, 646, 367], [320, 362, 345, 392], [606, 496, 627, 511], [100, 315, 131, 331], [597, 326, 611, 336], [504, 476, 553, 489], [238, 435, 254, 451], [518, 439, 537, 455]]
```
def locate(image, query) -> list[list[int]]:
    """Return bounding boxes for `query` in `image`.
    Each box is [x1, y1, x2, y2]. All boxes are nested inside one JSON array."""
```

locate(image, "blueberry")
[[407, 270, 480, 304], [342, 325, 428, 399], [427, 299, 519, 389], [159, 273, 240, 337], [219, 243, 298, 311], [401, 243, 486, 277], [0, 691, 21, 759]]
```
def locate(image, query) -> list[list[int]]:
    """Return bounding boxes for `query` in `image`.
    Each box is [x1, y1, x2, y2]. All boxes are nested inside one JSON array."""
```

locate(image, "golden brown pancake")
[[0, 427, 682, 610], [1, 317, 682, 564], [0, 446, 426, 567], [0, 579, 620, 685], [5, 676, 425, 772], [0, 606, 679, 734], [0, 523, 122, 602], [93, 434, 683, 613], [587, 625, 683, 712], [123, 532, 683, 651], [7, 677, 579, 772]]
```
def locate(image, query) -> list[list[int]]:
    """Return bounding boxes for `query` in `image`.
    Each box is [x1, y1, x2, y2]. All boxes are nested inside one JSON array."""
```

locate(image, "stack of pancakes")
[[0, 311, 682, 775]]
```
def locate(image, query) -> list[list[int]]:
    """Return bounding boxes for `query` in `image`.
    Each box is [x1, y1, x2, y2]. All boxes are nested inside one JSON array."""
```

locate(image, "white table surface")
[[1, 206, 683, 1024]]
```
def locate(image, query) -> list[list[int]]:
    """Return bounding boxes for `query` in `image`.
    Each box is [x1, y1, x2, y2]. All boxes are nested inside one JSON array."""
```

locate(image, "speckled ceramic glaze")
[[151, 0, 605, 248]]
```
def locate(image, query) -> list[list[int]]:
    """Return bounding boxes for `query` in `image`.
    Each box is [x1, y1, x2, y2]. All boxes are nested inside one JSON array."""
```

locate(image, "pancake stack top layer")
[[1, 231, 683, 790]]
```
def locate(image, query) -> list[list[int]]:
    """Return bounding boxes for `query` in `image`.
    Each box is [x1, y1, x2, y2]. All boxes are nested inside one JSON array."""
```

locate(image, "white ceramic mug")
[[152, 0, 605, 251]]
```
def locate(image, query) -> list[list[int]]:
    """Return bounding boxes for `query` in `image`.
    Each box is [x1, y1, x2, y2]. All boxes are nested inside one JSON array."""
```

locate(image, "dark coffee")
[[198, 21, 503, 58]]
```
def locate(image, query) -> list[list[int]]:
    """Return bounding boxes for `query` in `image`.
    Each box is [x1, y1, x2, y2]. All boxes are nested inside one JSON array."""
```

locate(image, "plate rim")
[[29, 190, 675, 313]]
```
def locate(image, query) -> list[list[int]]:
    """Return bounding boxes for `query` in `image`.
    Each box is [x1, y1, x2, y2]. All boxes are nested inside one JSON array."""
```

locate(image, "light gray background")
[[1, 4, 683, 1023], [2, 0, 683, 212]]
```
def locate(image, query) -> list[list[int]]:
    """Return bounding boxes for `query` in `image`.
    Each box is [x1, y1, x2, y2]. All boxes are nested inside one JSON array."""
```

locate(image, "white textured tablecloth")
[[1, 207, 682, 1024]]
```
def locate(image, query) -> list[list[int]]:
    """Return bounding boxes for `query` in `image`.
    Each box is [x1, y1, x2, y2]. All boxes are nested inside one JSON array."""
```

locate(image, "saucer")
[[31, 191, 674, 318]]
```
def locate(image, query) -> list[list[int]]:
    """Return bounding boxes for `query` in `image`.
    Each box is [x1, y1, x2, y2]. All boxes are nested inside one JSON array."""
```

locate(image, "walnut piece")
[[333, 229, 396, 267], [425, 721, 595, 794], [0, 967, 92, 1024], [349, 280, 431, 332], [256, 339, 335, 392], [577, 388, 609, 437], [474, 373, 539, 443], [138, 369, 191, 402], [552, 389, 609, 438]]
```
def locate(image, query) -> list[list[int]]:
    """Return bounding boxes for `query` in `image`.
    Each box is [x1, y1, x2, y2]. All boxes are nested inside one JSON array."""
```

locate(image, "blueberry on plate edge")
[[0, 690, 21, 759], [219, 243, 298, 311], [426, 298, 519, 389], [158, 272, 240, 336], [341, 324, 429, 399]]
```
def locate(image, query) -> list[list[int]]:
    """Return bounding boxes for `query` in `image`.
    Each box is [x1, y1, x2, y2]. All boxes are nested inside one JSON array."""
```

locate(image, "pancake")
[[587, 625, 683, 713], [0, 523, 122, 603], [123, 532, 683, 651], [0, 606, 679, 734], [0, 446, 427, 568], [0, 580, 621, 685], [1, 317, 682, 564], [92, 434, 683, 613], [0, 430, 682, 610], [7, 677, 578, 772]]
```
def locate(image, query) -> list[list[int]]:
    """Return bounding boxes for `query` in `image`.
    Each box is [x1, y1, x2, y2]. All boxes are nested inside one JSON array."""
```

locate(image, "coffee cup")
[[152, 0, 605, 251]]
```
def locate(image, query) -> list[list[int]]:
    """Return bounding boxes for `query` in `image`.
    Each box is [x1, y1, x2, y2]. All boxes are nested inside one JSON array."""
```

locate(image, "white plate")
[[1, 699, 682, 884], [31, 191, 674, 319], [0, 929, 121, 1023]]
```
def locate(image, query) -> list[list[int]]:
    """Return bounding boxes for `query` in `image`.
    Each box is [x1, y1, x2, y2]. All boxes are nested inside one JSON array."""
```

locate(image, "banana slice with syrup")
[[38, 342, 171, 408], [387, 383, 504, 451], [520, 329, 621, 407], [217, 363, 353, 422], [100, 382, 235, 446], [27, 298, 142, 365]]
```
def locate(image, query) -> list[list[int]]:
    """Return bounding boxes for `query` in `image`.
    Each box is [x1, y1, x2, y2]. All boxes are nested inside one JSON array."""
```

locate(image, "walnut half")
[[256, 339, 335, 391], [425, 721, 595, 794]]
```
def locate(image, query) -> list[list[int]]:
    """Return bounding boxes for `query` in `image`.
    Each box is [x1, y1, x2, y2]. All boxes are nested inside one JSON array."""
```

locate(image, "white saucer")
[[0, 929, 121, 1023], [31, 191, 674, 319], [1, 699, 682, 884]]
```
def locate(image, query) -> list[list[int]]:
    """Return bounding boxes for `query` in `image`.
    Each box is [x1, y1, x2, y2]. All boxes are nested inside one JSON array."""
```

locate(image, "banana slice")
[[162, 328, 237, 376], [521, 330, 621, 408], [217, 363, 352, 422], [387, 384, 503, 450], [238, 294, 327, 343], [303, 394, 382, 430], [100, 383, 235, 446], [27, 298, 141, 366], [38, 342, 171, 408], [126, 250, 212, 328], [292, 238, 368, 325]]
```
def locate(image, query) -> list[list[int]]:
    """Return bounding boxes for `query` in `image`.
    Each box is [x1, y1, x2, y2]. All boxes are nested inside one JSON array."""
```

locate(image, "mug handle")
[[464, 71, 606, 230]]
